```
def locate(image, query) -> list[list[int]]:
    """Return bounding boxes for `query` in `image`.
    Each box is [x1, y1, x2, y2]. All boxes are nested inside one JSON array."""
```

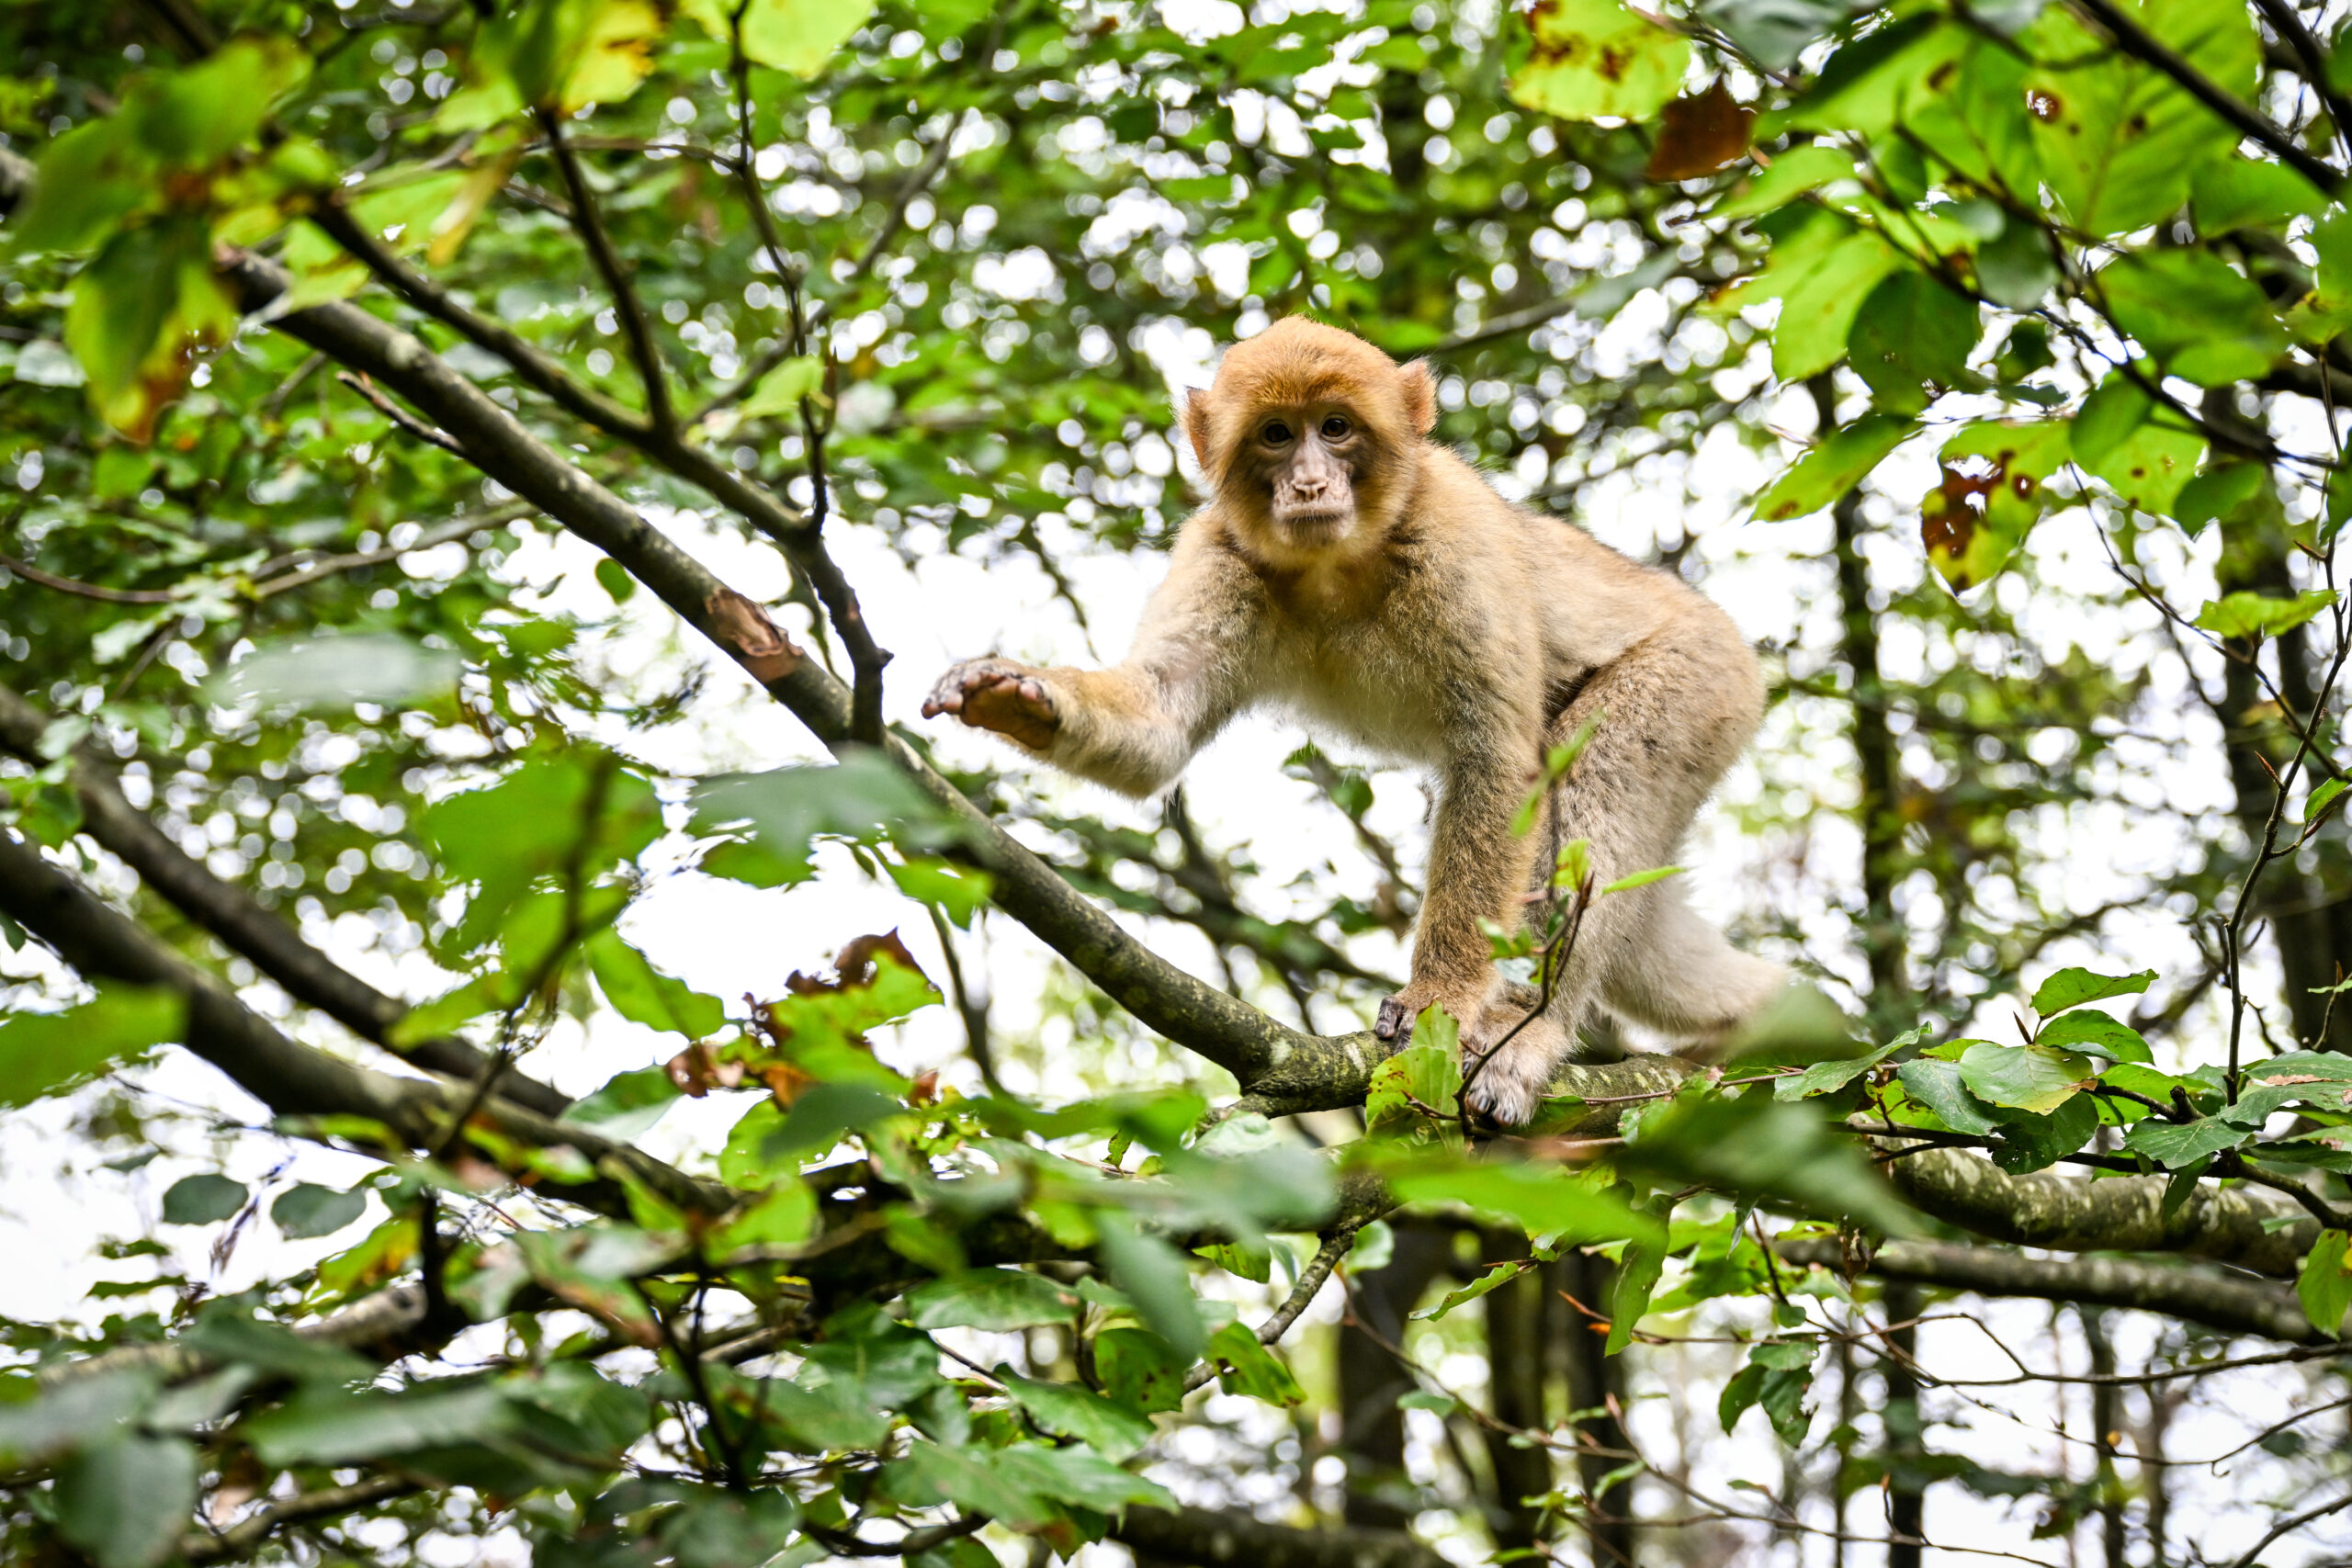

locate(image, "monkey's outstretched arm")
[[924, 527, 1263, 796]]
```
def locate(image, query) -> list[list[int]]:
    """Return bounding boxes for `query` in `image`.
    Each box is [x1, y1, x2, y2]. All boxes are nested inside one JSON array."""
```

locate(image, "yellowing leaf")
[[63, 215, 238, 442], [1508, 0, 1691, 123], [683, 0, 879, 78], [441, 0, 668, 129]]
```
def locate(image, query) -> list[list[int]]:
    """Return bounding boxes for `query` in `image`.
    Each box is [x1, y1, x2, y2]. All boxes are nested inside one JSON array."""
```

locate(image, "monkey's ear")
[[1397, 361, 1437, 436], [1182, 386, 1215, 470]]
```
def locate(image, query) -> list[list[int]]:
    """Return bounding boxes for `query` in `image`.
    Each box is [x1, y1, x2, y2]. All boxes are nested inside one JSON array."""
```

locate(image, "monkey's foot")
[[1374, 994, 1416, 1043], [922, 658, 1060, 750], [1462, 1016, 1568, 1128]]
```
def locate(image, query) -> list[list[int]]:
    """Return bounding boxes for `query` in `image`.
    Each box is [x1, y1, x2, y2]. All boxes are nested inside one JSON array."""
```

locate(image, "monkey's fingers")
[[1374, 994, 1417, 1042]]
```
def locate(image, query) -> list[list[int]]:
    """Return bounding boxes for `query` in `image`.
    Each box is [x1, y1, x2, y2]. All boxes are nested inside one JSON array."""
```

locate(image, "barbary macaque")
[[922, 318, 1783, 1123]]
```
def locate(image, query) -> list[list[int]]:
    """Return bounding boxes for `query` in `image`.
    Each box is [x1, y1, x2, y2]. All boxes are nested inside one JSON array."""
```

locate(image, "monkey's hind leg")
[[1597, 880, 1786, 1045]]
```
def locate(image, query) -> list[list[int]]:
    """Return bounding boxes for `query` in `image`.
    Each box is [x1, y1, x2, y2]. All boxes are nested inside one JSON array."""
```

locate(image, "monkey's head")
[[1182, 317, 1436, 553]]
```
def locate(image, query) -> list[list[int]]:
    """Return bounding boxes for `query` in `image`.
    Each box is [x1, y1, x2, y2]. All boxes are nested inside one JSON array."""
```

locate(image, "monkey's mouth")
[[1272, 504, 1352, 537]]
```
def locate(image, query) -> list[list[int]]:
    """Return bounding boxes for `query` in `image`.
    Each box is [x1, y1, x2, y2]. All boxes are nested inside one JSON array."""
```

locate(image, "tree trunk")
[[1557, 1249, 1635, 1565], [1336, 1220, 1454, 1529], [1481, 1231, 1555, 1553]]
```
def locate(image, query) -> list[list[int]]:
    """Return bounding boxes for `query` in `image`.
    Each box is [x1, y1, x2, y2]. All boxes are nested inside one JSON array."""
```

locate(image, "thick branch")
[[212, 248, 1332, 1096], [1875, 1140, 2316, 1277], [184, 1476, 418, 1564], [299, 203, 894, 728], [0, 829, 726, 1216], [0, 680, 571, 1119], [1777, 1236, 2324, 1343], [1112, 1506, 1447, 1568]]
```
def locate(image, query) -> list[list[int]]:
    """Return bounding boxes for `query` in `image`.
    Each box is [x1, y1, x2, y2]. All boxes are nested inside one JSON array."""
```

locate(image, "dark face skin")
[[1248, 407, 1363, 543]]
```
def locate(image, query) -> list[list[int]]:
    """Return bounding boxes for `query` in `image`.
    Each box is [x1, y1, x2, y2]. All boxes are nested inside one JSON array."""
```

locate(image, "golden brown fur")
[[924, 318, 1782, 1122]]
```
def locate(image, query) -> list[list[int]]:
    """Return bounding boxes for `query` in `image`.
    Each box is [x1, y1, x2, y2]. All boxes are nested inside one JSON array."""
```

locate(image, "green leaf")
[[1414, 1259, 1532, 1322], [680, 0, 879, 78], [1607, 1190, 1675, 1353], [2122, 1113, 2250, 1169], [904, 1269, 1082, 1331], [62, 213, 237, 441], [161, 1173, 247, 1225], [422, 752, 660, 954], [180, 1310, 372, 1385], [736, 354, 826, 420], [2191, 159, 2328, 232], [1905, 39, 2039, 200], [0, 986, 183, 1109], [2194, 590, 2338, 640], [2174, 463, 2271, 534], [2298, 1230, 2352, 1337], [2100, 250, 2285, 386], [584, 930, 726, 1040], [1377, 1152, 1648, 1240], [1766, 16, 1968, 140], [1364, 1039, 1462, 1137], [2032, 1011, 2151, 1064], [1986, 1093, 2098, 1174], [1092, 1326, 1190, 1416], [1599, 864, 1684, 895], [1618, 1096, 1918, 1235], [1719, 1340, 1815, 1445], [1507, 0, 1691, 121], [1847, 271, 1981, 414], [691, 750, 948, 887], [1774, 1040, 1903, 1101], [594, 557, 638, 604], [212, 633, 462, 715], [1751, 414, 1918, 521], [707, 1181, 818, 1253], [1708, 143, 1858, 222], [2082, 419, 2206, 519], [1770, 228, 1905, 381], [1205, 1320, 1306, 1405], [2030, 966, 2156, 1016], [1896, 1058, 2003, 1135], [561, 1066, 681, 1142], [1957, 1043, 2096, 1114], [1094, 1215, 1205, 1359], [998, 1371, 1157, 1461], [1697, 0, 1855, 71], [2022, 0, 2258, 237], [243, 1383, 516, 1467], [55, 1434, 199, 1568], [1920, 420, 2072, 592], [270, 1183, 368, 1240], [440, 0, 671, 128]]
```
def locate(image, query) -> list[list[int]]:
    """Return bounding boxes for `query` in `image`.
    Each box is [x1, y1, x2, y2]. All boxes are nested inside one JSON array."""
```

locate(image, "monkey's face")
[[1250, 407, 1363, 544]]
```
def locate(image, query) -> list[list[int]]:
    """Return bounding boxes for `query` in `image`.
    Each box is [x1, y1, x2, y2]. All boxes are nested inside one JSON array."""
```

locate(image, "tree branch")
[[1873, 1139, 2317, 1277], [299, 202, 895, 744], [1112, 1505, 1448, 1568], [213, 247, 1340, 1099], [183, 1475, 419, 1564], [1777, 1236, 2324, 1343], [2069, 0, 2346, 196], [0, 829, 726, 1216], [0, 680, 573, 1119], [535, 107, 674, 434]]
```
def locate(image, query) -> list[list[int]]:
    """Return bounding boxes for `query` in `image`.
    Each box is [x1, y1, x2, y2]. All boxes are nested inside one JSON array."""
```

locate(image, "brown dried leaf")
[[1645, 81, 1754, 183]]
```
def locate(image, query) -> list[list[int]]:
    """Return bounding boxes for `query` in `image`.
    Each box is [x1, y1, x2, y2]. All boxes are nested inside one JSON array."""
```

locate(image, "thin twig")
[[536, 107, 674, 434]]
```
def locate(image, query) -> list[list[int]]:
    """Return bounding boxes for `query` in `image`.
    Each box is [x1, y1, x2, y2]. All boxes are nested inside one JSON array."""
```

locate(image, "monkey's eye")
[[1321, 415, 1351, 439], [1262, 422, 1294, 445]]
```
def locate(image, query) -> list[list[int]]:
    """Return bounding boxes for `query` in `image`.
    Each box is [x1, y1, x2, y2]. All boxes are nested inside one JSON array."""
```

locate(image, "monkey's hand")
[[1372, 976, 1493, 1048], [922, 658, 1060, 750]]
